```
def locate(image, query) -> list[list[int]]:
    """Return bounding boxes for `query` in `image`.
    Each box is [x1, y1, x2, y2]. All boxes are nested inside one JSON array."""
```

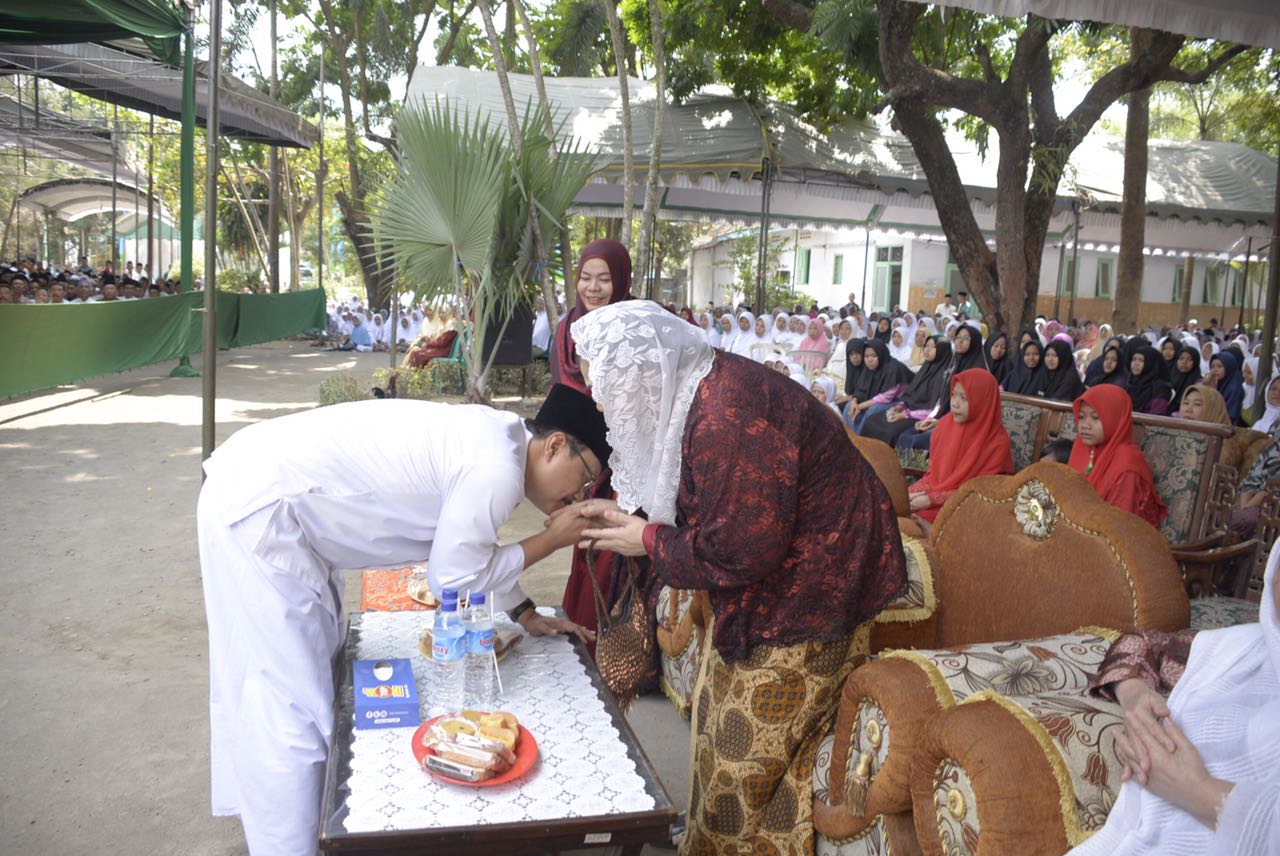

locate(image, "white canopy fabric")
[[0, 42, 318, 148], [16, 178, 166, 223], [918, 0, 1280, 51], [405, 65, 1274, 255]]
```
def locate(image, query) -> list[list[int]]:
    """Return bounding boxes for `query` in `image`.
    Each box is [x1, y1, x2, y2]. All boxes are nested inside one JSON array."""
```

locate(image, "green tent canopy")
[[0, 0, 185, 65]]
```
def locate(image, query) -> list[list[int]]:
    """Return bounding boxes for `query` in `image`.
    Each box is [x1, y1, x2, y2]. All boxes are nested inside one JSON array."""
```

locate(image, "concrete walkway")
[[0, 340, 688, 855]]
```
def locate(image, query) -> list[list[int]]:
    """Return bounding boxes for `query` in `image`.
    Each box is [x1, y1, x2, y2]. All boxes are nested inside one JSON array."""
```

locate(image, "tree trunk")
[[1114, 39, 1151, 333], [1179, 255, 1196, 326], [511, 0, 564, 338], [993, 119, 1031, 333], [601, 0, 633, 246], [634, 0, 667, 299]]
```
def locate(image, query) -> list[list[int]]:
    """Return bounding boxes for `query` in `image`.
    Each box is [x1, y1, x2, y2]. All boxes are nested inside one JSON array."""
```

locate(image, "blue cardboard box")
[[352, 658, 421, 730]]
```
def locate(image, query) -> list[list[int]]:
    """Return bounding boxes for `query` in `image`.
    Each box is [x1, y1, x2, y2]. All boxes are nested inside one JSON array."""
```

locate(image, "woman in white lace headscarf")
[[1069, 540, 1280, 855], [567, 299, 907, 856]]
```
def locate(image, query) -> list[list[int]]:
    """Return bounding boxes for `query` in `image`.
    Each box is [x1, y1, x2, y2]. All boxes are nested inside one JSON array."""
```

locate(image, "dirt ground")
[[0, 340, 687, 855]]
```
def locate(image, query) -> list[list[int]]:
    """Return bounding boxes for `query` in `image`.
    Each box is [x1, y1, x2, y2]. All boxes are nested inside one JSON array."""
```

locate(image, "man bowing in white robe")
[[197, 384, 609, 856]]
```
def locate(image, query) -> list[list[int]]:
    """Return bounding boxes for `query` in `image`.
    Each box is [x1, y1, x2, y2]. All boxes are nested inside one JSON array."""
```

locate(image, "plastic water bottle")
[[464, 593, 497, 709], [429, 588, 466, 715]]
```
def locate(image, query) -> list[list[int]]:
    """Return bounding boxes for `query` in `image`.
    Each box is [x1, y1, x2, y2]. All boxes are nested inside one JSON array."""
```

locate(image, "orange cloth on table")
[[909, 368, 1014, 523], [1068, 384, 1168, 527], [359, 567, 433, 612]]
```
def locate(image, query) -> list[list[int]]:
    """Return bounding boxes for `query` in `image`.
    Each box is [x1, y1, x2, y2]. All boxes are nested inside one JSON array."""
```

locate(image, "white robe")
[[198, 400, 532, 856], [531, 309, 552, 351]]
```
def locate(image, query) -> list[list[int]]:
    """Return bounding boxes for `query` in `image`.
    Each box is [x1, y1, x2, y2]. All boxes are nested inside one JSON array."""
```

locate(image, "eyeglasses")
[[569, 443, 600, 502]]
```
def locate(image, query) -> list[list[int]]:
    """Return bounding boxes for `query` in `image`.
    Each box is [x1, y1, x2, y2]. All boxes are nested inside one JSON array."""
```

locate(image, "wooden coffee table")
[[320, 611, 677, 854]]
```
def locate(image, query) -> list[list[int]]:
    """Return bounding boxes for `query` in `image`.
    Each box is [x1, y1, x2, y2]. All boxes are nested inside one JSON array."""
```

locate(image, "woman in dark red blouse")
[[569, 300, 906, 855]]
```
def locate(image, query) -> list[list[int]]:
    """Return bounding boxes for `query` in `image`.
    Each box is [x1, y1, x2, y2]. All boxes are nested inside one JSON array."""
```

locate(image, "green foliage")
[[716, 232, 812, 310], [372, 99, 605, 400], [536, 0, 613, 76], [371, 363, 467, 399], [318, 372, 369, 406]]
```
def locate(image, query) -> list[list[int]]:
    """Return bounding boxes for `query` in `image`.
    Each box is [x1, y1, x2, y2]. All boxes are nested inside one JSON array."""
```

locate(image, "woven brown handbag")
[[585, 552, 654, 710]]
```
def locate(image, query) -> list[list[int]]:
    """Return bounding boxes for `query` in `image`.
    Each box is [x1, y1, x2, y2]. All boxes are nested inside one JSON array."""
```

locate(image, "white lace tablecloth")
[[340, 611, 659, 833]]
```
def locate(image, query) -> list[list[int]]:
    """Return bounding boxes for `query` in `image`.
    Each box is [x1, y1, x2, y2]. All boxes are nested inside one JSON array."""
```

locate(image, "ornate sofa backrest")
[[848, 431, 911, 518], [1000, 393, 1231, 544], [928, 461, 1190, 646]]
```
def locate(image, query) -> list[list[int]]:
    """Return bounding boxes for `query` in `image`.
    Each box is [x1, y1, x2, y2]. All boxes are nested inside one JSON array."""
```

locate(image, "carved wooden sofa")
[[812, 462, 1191, 855]]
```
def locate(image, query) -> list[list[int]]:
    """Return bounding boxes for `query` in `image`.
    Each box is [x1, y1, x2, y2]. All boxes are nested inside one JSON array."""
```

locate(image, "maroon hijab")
[[551, 239, 633, 393]]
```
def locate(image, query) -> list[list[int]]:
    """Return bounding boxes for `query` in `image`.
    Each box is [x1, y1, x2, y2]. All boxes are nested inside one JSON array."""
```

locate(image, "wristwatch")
[[507, 597, 536, 624]]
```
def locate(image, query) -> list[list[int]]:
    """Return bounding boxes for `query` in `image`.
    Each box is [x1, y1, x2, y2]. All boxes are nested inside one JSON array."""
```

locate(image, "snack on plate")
[[404, 574, 439, 608], [422, 711, 522, 781]]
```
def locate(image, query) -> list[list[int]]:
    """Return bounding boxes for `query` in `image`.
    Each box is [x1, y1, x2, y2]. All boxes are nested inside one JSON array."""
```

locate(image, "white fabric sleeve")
[[426, 467, 526, 609], [1213, 780, 1280, 855]]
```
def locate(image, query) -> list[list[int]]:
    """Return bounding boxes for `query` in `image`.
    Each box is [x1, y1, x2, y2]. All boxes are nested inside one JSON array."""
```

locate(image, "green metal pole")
[[203, 0, 223, 462], [171, 20, 199, 378]]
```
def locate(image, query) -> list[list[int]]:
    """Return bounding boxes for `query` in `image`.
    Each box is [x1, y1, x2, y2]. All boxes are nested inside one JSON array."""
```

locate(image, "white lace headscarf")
[[572, 300, 716, 525]]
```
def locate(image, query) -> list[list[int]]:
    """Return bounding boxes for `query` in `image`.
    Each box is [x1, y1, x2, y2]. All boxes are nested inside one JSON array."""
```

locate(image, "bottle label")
[[432, 633, 465, 662], [469, 629, 495, 655]]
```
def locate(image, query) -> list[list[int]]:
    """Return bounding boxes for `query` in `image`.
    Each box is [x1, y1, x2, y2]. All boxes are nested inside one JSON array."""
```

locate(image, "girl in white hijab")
[[888, 321, 914, 365], [718, 313, 738, 352], [739, 314, 775, 361], [810, 375, 840, 414], [1243, 356, 1259, 412], [772, 312, 792, 347], [1068, 541, 1280, 855], [1253, 375, 1280, 435], [730, 311, 759, 358], [700, 312, 721, 348]]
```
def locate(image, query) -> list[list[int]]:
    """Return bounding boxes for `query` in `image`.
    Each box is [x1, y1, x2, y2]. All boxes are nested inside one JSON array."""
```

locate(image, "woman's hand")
[[914, 418, 937, 432], [1115, 716, 1234, 828], [579, 509, 650, 557], [908, 492, 932, 511], [1113, 678, 1175, 784], [887, 404, 906, 423]]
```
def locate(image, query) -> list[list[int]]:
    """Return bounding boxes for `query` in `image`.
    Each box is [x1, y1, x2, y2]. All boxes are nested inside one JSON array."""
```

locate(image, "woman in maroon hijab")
[[554, 239, 633, 644], [551, 239, 633, 393]]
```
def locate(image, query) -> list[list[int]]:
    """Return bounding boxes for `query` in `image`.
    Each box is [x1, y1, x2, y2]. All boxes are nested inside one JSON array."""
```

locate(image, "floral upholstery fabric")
[[875, 536, 935, 624], [929, 757, 980, 856], [1189, 595, 1260, 630], [960, 688, 1125, 847], [881, 629, 1119, 703], [1139, 425, 1211, 543], [657, 585, 704, 717], [1001, 400, 1044, 472]]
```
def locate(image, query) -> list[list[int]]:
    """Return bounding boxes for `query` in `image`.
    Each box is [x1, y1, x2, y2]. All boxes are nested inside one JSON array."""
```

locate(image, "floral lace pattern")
[[571, 302, 715, 525]]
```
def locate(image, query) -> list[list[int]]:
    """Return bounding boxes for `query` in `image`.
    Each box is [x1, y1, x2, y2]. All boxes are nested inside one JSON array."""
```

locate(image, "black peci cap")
[[535, 384, 611, 467]]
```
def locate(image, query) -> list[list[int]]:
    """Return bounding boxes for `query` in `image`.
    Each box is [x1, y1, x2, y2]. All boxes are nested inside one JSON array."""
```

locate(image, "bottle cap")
[[469, 592, 485, 605], [440, 588, 459, 610]]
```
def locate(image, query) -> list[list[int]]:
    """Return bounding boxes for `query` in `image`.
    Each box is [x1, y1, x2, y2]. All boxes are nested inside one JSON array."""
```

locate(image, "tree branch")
[[761, 0, 813, 32], [1158, 44, 1250, 85], [974, 42, 998, 84]]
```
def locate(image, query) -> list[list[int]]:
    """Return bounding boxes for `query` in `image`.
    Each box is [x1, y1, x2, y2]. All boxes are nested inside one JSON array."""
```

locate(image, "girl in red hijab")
[[555, 239, 633, 644], [908, 368, 1014, 527], [1068, 384, 1168, 527], [550, 239, 633, 393]]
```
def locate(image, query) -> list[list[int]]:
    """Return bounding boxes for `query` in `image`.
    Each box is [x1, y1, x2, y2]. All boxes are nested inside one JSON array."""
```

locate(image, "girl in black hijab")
[[1041, 339, 1084, 402], [1168, 343, 1203, 411], [873, 316, 893, 343], [1003, 339, 1048, 396], [1086, 342, 1126, 388], [1126, 344, 1175, 415], [841, 337, 867, 400], [861, 336, 953, 446], [848, 338, 915, 433], [948, 323, 988, 378], [1084, 336, 1125, 386], [985, 332, 1013, 384]]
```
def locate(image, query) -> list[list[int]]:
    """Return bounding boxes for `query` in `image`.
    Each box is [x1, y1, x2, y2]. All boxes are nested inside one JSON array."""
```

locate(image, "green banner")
[[0, 289, 329, 399]]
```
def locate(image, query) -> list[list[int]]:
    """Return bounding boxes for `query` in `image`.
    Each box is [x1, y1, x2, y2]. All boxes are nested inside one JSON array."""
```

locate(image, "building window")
[[873, 246, 904, 312], [1204, 263, 1222, 306], [796, 248, 811, 285], [1095, 258, 1113, 298], [832, 254, 844, 286], [1059, 256, 1078, 297], [1173, 263, 1185, 302]]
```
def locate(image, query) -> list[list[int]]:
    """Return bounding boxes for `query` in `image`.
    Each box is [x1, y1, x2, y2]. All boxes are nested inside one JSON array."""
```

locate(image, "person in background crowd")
[[934, 293, 958, 318], [847, 339, 914, 433], [1004, 339, 1047, 396], [955, 291, 978, 318], [985, 332, 1013, 384], [1168, 344, 1203, 411], [1069, 384, 1167, 527], [861, 336, 952, 447], [1042, 340, 1085, 402], [531, 296, 552, 359], [907, 369, 1013, 529], [1124, 346, 1174, 416], [1205, 351, 1246, 424]]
